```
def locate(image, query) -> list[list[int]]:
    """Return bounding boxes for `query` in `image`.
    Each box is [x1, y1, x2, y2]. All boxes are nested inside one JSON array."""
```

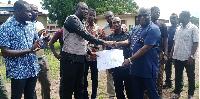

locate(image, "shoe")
[[173, 94, 180, 99], [163, 83, 172, 89], [188, 95, 194, 99]]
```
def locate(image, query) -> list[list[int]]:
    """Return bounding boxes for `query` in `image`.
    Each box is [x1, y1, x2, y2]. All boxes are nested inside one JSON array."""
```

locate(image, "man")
[[30, 4, 51, 99], [83, 9, 101, 99], [151, 6, 168, 98], [102, 11, 127, 99], [101, 11, 116, 99], [116, 7, 161, 99], [170, 11, 199, 99], [107, 17, 134, 99], [61, 2, 113, 99], [49, 28, 63, 98], [0, 1, 43, 99], [163, 13, 178, 89]]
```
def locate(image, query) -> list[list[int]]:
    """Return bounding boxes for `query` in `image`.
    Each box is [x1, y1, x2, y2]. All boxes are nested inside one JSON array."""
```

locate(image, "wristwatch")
[[190, 55, 194, 59], [128, 58, 132, 65]]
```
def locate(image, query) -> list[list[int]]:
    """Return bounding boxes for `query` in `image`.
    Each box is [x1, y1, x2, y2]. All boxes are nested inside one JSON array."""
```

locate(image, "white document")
[[96, 49, 124, 71]]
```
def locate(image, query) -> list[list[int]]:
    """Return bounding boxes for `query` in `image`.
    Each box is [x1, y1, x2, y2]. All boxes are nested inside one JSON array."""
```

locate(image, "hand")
[[54, 53, 62, 60], [163, 54, 168, 63], [169, 52, 173, 61], [121, 59, 129, 67], [187, 57, 194, 65], [104, 41, 116, 48], [42, 34, 50, 42], [30, 39, 44, 52]]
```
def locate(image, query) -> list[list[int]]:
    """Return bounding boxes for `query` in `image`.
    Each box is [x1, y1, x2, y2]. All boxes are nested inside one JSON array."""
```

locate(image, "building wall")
[[95, 16, 136, 31], [37, 15, 47, 29], [0, 15, 11, 25]]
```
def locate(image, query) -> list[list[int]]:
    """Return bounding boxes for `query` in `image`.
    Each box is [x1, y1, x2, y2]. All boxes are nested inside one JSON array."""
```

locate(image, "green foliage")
[[190, 16, 199, 27], [44, 41, 61, 79], [42, 0, 139, 27]]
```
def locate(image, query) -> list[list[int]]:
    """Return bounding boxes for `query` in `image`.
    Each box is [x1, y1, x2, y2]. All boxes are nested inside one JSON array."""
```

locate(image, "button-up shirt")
[[172, 22, 199, 61], [0, 17, 40, 79]]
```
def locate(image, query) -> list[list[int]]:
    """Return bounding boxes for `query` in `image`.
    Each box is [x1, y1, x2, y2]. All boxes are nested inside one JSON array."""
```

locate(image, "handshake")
[[103, 41, 118, 48]]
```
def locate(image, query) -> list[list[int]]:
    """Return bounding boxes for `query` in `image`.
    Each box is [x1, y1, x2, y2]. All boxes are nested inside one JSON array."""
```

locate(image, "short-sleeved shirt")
[[0, 17, 40, 79], [129, 21, 161, 78], [154, 20, 168, 52], [168, 25, 178, 53], [51, 28, 63, 52], [172, 22, 199, 61]]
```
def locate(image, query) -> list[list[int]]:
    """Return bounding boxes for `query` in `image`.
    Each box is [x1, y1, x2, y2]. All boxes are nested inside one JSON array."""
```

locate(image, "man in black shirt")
[[107, 17, 134, 99], [61, 2, 113, 99]]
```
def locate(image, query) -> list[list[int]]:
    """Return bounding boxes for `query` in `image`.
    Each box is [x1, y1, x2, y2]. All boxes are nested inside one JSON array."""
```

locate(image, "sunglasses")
[[138, 14, 149, 18]]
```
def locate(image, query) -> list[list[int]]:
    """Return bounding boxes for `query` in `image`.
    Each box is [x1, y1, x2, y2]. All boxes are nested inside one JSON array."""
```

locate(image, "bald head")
[[138, 7, 151, 27], [105, 11, 114, 24], [75, 2, 88, 19]]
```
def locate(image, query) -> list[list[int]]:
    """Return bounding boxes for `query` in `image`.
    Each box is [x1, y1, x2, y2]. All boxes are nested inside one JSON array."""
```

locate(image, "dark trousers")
[[83, 61, 98, 99], [113, 68, 134, 99], [132, 76, 159, 99], [174, 59, 195, 96], [61, 59, 84, 99], [59, 59, 63, 99], [164, 59, 173, 84], [11, 76, 37, 99]]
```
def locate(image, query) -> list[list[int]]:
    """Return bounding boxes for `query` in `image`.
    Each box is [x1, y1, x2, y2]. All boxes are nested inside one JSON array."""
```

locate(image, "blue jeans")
[[11, 76, 37, 99], [83, 61, 98, 99]]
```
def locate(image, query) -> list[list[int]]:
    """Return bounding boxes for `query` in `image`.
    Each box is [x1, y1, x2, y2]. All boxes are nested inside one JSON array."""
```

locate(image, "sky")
[[1, 0, 199, 20], [134, 0, 199, 19]]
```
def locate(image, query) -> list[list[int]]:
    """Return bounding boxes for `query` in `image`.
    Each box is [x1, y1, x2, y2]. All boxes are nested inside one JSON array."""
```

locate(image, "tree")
[[190, 16, 199, 27], [42, 0, 139, 27]]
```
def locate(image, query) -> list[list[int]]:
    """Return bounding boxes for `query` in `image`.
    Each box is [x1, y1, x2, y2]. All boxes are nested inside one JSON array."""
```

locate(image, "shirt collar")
[[114, 30, 125, 35], [181, 22, 191, 29], [85, 21, 95, 27], [10, 16, 29, 26]]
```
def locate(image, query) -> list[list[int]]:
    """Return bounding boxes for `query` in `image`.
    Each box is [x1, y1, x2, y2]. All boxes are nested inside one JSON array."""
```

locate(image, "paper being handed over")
[[96, 49, 124, 71]]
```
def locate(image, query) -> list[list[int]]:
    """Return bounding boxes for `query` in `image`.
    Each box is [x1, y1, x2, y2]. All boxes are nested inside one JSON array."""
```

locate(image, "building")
[[0, 3, 47, 28], [96, 13, 138, 31]]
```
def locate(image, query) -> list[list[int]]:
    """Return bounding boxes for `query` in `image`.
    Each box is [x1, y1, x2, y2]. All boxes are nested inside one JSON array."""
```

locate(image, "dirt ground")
[[5, 53, 199, 99]]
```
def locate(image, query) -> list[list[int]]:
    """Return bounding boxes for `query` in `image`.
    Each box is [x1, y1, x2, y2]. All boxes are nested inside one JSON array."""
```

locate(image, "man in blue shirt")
[[115, 7, 161, 99], [0, 1, 43, 99], [163, 13, 178, 89]]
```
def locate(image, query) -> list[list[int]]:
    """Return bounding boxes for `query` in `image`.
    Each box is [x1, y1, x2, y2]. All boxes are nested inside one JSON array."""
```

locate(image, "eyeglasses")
[[138, 14, 149, 18]]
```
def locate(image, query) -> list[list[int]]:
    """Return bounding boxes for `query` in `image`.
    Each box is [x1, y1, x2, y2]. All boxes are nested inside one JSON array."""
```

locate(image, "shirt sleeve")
[[0, 25, 10, 47], [192, 26, 199, 42], [64, 16, 104, 45], [51, 30, 60, 42], [144, 26, 161, 45]]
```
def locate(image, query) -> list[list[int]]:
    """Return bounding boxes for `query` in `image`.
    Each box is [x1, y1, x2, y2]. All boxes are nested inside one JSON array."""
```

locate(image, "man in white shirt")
[[170, 11, 199, 99]]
